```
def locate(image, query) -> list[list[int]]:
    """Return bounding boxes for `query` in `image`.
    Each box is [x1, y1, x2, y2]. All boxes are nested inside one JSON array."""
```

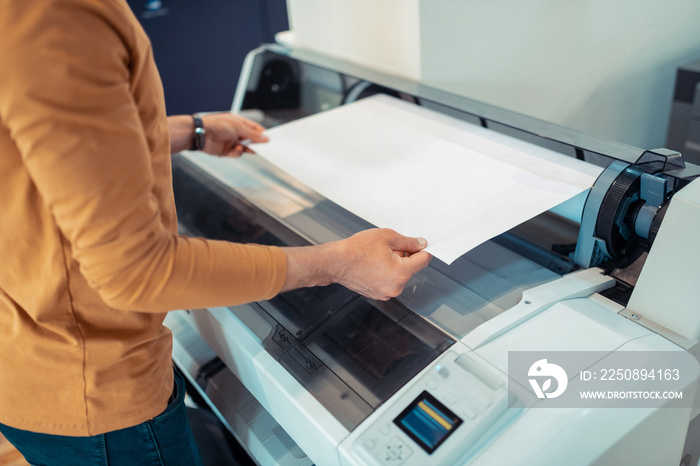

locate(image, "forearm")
[[281, 242, 339, 292], [95, 234, 287, 312], [281, 229, 431, 301], [168, 115, 195, 154]]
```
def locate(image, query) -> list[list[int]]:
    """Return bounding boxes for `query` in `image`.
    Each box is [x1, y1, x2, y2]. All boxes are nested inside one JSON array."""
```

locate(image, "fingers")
[[234, 144, 257, 156], [221, 142, 259, 158], [384, 229, 428, 255], [216, 112, 264, 133], [229, 117, 267, 150], [223, 138, 256, 158], [335, 228, 431, 301], [241, 129, 269, 143], [399, 250, 432, 274], [236, 117, 268, 143], [202, 113, 269, 155], [240, 117, 265, 133], [380, 249, 431, 300], [224, 145, 244, 158], [383, 231, 431, 298]]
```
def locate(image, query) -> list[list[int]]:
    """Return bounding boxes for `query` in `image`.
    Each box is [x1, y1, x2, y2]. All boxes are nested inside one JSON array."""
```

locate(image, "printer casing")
[[166, 44, 700, 466]]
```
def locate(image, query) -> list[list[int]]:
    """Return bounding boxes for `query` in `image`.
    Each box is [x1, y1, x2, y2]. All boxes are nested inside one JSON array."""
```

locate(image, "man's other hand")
[[201, 113, 268, 157], [167, 113, 268, 155], [282, 229, 432, 300]]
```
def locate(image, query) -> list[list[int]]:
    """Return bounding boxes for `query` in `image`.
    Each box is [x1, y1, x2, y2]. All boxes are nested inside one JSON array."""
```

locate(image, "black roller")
[[595, 167, 645, 259]]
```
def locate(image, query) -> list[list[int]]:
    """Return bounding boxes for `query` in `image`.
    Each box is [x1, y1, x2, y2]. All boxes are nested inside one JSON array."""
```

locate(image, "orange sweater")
[[0, 0, 286, 436]]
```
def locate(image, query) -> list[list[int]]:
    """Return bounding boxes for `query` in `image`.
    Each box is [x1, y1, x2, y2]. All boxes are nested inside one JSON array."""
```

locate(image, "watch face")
[[194, 126, 206, 150]]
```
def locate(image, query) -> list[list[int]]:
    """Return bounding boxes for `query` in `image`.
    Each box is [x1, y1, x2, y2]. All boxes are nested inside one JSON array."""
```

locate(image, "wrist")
[[281, 242, 341, 292], [317, 240, 343, 286]]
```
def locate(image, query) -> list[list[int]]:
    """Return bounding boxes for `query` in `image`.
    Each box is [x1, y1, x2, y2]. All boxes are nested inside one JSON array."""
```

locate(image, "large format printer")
[[165, 44, 700, 466]]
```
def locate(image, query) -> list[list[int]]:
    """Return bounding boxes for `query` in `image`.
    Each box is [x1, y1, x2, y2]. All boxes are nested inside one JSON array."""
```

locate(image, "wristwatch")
[[190, 115, 206, 151]]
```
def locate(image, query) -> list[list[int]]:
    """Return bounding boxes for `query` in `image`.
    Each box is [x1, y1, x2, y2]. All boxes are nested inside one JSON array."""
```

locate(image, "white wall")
[[420, 0, 700, 149], [285, 0, 422, 80], [285, 0, 700, 149]]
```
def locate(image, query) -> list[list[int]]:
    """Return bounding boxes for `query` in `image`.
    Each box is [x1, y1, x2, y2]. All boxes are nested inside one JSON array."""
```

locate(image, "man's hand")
[[282, 229, 432, 300], [200, 113, 268, 157], [167, 113, 268, 156]]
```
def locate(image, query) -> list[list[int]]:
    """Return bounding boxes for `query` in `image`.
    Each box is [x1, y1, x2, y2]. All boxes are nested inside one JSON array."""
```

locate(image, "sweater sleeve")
[[0, 1, 287, 312]]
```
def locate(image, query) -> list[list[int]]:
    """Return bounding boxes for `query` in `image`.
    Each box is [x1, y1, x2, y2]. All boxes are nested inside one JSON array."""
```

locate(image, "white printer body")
[[166, 44, 700, 466]]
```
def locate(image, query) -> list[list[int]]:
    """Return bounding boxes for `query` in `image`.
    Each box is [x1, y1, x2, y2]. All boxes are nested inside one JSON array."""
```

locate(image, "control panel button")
[[462, 407, 477, 420], [378, 437, 413, 465], [379, 424, 391, 436], [364, 439, 377, 450]]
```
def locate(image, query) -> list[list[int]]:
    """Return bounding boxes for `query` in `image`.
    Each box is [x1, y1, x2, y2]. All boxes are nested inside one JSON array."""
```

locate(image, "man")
[[0, 1, 431, 464]]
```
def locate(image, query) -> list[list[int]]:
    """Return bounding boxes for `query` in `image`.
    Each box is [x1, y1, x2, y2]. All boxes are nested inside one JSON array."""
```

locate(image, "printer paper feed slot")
[[248, 94, 602, 264]]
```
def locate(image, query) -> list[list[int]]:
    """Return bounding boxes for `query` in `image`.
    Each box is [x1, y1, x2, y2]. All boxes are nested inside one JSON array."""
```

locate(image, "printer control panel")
[[393, 390, 462, 455], [351, 349, 511, 465]]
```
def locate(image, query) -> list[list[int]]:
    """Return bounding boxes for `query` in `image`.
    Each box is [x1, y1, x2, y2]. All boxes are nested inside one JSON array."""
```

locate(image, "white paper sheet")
[[248, 95, 602, 264]]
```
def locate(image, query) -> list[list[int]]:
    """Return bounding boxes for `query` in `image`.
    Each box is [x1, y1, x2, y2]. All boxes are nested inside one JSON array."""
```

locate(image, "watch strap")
[[190, 115, 206, 151]]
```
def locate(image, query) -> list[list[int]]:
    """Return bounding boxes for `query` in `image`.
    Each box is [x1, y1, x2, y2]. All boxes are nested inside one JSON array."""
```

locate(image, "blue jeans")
[[0, 369, 203, 466]]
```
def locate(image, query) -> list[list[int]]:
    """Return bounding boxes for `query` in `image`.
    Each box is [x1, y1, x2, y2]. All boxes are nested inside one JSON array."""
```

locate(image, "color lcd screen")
[[393, 391, 462, 454]]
